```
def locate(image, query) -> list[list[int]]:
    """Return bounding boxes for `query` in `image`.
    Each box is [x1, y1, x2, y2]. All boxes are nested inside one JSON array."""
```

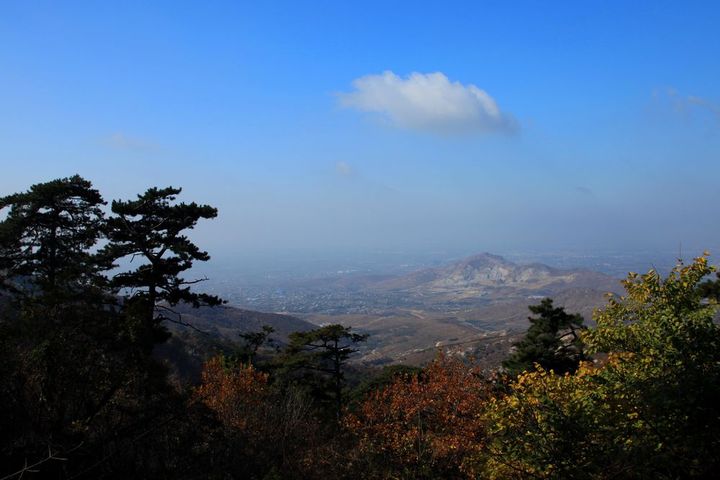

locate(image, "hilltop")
[[368, 252, 621, 302]]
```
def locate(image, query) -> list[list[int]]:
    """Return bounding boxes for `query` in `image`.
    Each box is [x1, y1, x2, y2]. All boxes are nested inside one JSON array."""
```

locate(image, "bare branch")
[[1, 443, 84, 480], [155, 304, 208, 334]]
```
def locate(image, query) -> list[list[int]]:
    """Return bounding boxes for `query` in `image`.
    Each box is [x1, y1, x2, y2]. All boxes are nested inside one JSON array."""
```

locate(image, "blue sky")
[[1, 1, 719, 257]]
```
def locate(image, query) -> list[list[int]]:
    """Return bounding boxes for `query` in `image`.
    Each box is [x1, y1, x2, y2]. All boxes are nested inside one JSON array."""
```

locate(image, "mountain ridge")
[[369, 252, 622, 299]]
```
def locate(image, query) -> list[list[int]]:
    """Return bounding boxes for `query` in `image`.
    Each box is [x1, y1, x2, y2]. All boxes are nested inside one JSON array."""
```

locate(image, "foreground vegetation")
[[1, 176, 719, 479]]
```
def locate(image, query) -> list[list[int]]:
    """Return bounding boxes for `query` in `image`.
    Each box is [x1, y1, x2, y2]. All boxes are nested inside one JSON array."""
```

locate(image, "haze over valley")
[[180, 249, 693, 367]]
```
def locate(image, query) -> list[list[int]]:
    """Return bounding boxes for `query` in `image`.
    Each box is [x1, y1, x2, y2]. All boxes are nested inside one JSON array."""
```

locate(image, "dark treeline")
[[1, 176, 720, 479]]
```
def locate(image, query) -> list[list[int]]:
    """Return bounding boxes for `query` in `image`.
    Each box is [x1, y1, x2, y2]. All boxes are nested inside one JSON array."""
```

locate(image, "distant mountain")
[[370, 252, 622, 301]]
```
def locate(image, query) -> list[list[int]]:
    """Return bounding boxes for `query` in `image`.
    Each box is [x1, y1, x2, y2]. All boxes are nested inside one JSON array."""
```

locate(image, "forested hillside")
[[2, 176, 719, 479]]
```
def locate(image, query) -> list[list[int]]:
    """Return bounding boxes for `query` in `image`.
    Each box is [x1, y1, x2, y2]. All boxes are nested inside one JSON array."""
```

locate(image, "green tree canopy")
[[503, 297, 585, 376]]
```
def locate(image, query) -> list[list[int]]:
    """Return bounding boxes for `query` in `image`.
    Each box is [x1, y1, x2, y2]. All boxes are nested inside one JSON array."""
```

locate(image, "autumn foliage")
[[195, 356, 269, 431], [346, 354, 492, 478]]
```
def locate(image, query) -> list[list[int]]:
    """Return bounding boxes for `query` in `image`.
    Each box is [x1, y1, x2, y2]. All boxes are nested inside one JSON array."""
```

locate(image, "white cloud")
[[104, 132, 157, 151], [338, 71, 517, 135]]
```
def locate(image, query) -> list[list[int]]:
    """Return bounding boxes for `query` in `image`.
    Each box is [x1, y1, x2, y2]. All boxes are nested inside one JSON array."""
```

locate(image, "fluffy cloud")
[[338, 71, 517, 135]]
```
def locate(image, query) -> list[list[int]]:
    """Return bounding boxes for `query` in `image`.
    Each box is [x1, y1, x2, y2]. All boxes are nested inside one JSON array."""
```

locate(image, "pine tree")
[[238, 325, 276, 365], [281, 324, 367, 421], [103, 186, 223, 351], [0, 174, 110, 303], [0, 176, 125, 475], [503, 298, 585, 376]]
